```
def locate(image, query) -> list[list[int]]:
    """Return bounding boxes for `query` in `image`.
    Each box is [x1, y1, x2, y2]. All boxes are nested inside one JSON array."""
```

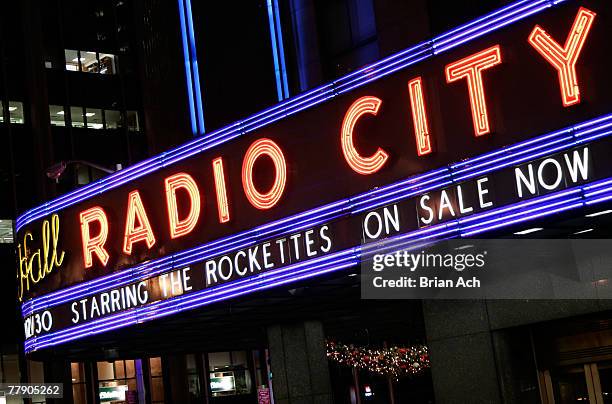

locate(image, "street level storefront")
[[16, 0, 612, 402]]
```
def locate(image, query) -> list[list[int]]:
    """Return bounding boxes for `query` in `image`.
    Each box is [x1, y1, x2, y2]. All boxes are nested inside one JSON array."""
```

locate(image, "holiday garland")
[[326, 340, 430, 379]]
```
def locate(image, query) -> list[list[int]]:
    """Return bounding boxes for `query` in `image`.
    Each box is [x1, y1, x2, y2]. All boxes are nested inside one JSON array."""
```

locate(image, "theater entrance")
[[540, 361, 612, 403], [535, 316, 612, 404]]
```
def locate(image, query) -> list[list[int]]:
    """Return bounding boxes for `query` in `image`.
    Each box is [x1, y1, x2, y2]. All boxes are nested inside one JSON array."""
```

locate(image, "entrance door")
[[541, 361, 612, 403]]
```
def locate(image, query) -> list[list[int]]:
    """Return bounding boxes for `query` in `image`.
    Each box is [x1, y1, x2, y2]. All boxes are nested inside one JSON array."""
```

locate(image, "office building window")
[[0, 220, 13, 243], [99, 53, 117, 74], [49, 104, 141, 132], [49, 105, 66, 126], [9, 101, 24, 124], [126, 110, 140, 132], [1, 101, 25, 124], [80, 51, 99, 73], [104, 109, 122, 129], [65, 49, 80, 71], [76, 163, 107, 186], [70, 106, 85, 128], [85, 108, 103, 129], [64, 49, 118, 74], [76, 164, 91, 185]]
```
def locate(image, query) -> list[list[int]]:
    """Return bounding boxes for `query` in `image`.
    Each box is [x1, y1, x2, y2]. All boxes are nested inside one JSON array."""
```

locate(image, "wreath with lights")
[[326, 340, 430, 379]]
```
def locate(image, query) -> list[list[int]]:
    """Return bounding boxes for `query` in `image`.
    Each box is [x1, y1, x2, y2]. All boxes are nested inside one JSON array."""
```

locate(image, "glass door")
[[543, 361, 612, 404], [598, 362, 612, 403]]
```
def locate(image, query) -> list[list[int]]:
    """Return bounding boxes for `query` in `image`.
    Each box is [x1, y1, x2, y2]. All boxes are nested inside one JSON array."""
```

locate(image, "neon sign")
[[165, 172, 201, 238], [212, 157, 231, 223], [15, 1, 612, 352], [407, 77, 433, 156], [17, 214, 65, 301], [21, 3, 609, 294], [242, 138, 287, 209], [79, 207, 109, 268], [445, 45, 502, 136], [122, 190, 156, 255], [341, 96, 389, 174], [61, 4, 599, 273], [528, 7, 596, 107]]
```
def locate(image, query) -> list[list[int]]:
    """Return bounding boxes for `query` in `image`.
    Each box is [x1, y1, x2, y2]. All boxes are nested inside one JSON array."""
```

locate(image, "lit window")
[[64, 50, 80, 71], [99, 53, 117, 74], [86, 108, 103, 129], [76, 165, 91, 185], [8, 101, 24, 124], [70, 106, 85, 128], [0, 101, 24, 124], [104, 110, 122, 129], [49, 105, 66, 126], [80, 51, 99, 73], [64, 50, 117, 75], [97, 360, 137, 404], [208, 351, 252, 397], [126, 110, 140, 132], [71, 362, 87, 404], [0, 220, 13, 243], [149, 357, 164, 404]]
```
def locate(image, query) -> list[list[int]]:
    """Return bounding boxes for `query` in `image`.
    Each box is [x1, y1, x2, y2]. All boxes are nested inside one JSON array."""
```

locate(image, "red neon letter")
[[212, 157, 230, 223], [408, 77, 433, 156], [123, 190, 156, 254], [528, 7, 596, 107], [242, 138, 287, 210], [341, 96, 388, 174], [165, 173, 201, 238], [80, 206, 110, 268], [445, 45, 502, 136]]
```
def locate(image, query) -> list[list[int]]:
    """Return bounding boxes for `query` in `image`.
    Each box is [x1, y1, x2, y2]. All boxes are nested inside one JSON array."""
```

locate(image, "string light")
[[326, 340, 430, 379]]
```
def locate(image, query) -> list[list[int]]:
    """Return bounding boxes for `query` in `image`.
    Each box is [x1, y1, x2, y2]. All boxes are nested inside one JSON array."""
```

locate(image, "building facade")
[[5, 0, 612, 403]]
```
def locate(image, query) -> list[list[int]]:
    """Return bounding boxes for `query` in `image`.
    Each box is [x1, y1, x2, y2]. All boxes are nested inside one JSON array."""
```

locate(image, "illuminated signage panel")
[[17, 0, 612, 352]]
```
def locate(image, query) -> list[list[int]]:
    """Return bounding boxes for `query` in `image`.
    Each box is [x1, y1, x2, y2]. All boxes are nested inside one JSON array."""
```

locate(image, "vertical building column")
[[288, 0, 323, 92], [22, 0, 56, 202], [162, 354, 190, 404], [422, 300, 502, 404], [135, 359, 147, 404], [267, 320, 332, 404], [42, 360, 73, 404]]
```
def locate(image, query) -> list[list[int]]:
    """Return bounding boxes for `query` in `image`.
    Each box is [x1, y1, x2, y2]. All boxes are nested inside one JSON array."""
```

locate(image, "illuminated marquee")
[[67, 6, 599, 270], [15, 1, 612, 353]]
